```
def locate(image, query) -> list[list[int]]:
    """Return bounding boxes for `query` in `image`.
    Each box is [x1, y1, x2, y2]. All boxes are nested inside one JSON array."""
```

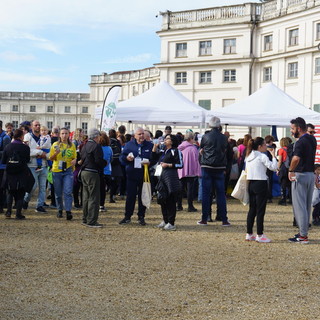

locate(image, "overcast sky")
[[0, 0, 259, 93]]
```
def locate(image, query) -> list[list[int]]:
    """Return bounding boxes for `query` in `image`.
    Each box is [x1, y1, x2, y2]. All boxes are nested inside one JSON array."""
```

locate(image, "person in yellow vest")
[[49, 127, 76, 220]]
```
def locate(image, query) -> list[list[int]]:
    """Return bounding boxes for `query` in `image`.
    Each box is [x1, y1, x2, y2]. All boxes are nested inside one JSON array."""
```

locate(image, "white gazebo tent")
[[116, 80, 206, 126], [206, 83, 320, 127]]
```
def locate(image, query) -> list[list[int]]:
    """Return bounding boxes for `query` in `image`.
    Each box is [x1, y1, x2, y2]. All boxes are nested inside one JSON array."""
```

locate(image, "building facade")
[[156, 0, 320, 137], [1, 0, 320, 137], [89, 0, 320, 138], [0, 92, 93, 133]]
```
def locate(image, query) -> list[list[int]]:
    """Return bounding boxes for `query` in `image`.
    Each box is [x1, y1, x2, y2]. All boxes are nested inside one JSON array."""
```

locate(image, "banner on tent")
[[100, 86, 121, 132]]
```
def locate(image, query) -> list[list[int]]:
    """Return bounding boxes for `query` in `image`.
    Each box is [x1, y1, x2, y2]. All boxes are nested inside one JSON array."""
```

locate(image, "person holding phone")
[[49, 127, 77, 220]]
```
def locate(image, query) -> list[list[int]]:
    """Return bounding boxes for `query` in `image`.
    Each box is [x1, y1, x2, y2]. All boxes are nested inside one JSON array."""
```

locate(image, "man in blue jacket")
[[119, 127, 153, 226]]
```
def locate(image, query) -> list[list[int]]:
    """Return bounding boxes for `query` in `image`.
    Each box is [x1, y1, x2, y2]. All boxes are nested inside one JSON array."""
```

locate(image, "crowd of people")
[[0, 116, 318, 243]]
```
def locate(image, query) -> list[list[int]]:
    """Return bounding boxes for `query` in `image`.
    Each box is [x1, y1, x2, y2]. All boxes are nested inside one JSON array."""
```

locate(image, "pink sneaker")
[[245, 233, 256, 241], [256, 234, 271, 243]]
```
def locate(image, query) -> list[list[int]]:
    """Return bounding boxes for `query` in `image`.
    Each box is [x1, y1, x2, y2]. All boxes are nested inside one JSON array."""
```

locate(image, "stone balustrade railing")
[[90, 68, 160, 84], [0, 91, 90, 101], [160, 0, 319, 30]]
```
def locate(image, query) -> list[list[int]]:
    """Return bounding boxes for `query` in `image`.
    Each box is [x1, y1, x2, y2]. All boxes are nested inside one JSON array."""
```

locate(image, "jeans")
[[53, 168, 74, 212], [24, 167, 48, 208], [198, 177, 202, 201], [201, 168, 227, 222]]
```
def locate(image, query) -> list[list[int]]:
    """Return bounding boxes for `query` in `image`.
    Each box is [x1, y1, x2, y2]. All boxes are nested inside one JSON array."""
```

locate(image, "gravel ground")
[[1, 197, 320, 320]]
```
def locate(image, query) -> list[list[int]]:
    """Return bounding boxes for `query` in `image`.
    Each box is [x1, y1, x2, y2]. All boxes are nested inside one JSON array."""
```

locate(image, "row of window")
[[176, 39, 236, 57], [264, 28, 298, 51], [199, 101, 320, 113], [8, 120, 88, 133], [264, 24, 320, 51], [176, 23, 320, 57], [10, 105, 89, 113], [175, 58, 320, 85], [131, 82, 156, 96], [263, 58, 320, 81], [176, 70, 236, 84]]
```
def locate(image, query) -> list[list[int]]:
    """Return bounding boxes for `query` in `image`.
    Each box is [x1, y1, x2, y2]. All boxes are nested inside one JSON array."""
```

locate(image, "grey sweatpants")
[[291, 172, 314, 237]]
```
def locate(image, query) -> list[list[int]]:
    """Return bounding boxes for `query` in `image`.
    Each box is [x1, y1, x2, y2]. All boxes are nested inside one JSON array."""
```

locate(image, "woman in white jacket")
[[245, 137, 277, 243]]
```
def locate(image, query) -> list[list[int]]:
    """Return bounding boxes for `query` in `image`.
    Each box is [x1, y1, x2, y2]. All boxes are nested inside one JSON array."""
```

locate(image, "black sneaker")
[[138, 218, 146, 226], [43, 202, 49, 207], [312, 218, 320, 226], [15, 215, 26, 220], [119, 218, 131, 225], [35, 206, 47, 213], [5, 211, 11, 218], [57, 210, 63, 218], [66, 211, 73, 221], [176, 206, 183, 211], [187, 207, 198, 212], [22, 201, 28, 210], [86, 223, 104, 228], [278, 199, 286, 205]]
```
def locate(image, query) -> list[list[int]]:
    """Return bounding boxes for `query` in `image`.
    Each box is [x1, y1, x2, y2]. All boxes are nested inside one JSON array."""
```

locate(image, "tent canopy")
[[116, 80, 206, 126], [206, 83, 320, 127]]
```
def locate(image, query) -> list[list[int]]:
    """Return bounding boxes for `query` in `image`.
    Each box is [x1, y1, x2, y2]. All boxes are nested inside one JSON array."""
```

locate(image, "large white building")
[[0, 92, 92, 133], [1, 0, 320, 137]]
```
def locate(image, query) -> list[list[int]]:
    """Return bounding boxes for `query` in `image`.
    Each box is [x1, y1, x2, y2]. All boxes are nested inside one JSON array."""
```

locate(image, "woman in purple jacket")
[[177, 131, 201, 212]]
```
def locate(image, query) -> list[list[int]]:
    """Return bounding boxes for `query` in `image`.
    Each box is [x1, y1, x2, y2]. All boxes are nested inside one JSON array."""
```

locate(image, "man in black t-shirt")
[[288, 117, 317, 244]]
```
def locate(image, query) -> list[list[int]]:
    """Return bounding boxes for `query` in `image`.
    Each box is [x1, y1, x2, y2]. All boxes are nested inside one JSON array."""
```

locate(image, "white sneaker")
[[99, 206, 106, 212], [245, 233, 256, 241], [156, 221, 166, 228], [163, 223, 176, 231], [256, 234, 271, 243]]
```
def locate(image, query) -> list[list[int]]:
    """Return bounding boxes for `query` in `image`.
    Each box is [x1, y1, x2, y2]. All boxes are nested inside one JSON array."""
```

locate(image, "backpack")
[[281, 147, 290, 168], [6, 150, 24, 174], [110, 139, 121, 165], [286, 143, 294, 168]]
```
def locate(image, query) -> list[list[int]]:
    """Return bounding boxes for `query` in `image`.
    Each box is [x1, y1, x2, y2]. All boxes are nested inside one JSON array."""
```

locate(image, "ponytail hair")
[[246, 137, 264, 157]]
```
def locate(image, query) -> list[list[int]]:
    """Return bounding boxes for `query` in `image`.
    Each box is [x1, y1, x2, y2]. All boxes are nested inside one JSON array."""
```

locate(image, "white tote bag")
[[142, 164, 152, 209], [231, 170, 249, 205]]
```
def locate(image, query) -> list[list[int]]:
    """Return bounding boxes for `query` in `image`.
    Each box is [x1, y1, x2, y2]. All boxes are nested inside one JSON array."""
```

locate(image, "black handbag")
[[155, 179, 168, 205]]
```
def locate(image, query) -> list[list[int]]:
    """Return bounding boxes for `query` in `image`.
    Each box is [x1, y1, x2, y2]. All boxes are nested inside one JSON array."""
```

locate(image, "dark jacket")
[[2, 140, 35, 192], [110, 138, 122, 177], [157, 148, 183, 195], [80, 139, 106, 173], [0, 131, 12, 169], [120, 139, 154, 180], [200, 128, 228, 169]]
